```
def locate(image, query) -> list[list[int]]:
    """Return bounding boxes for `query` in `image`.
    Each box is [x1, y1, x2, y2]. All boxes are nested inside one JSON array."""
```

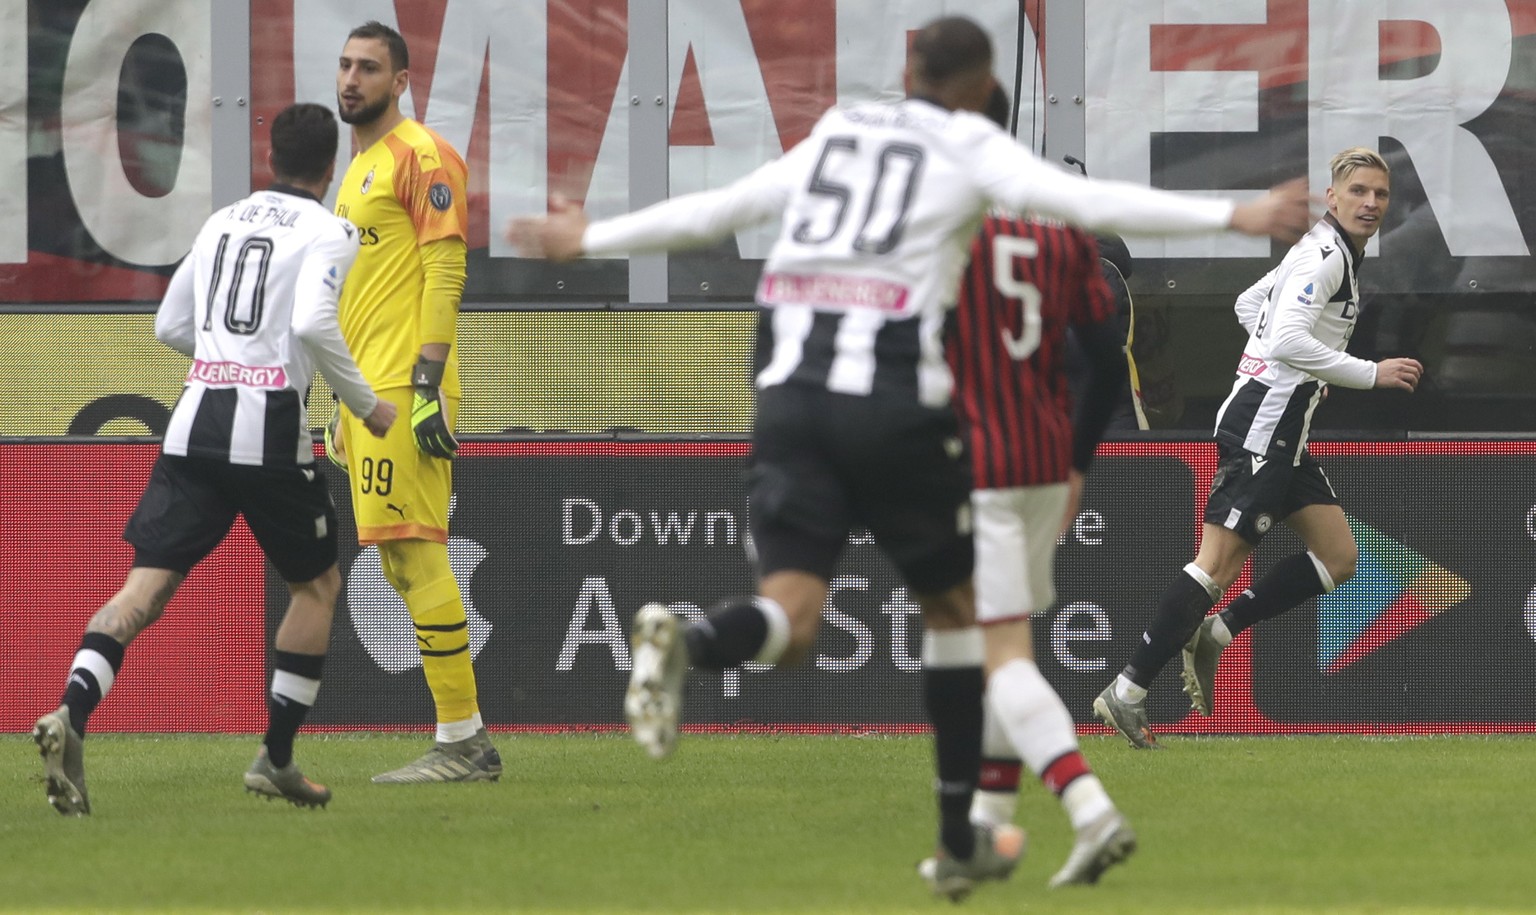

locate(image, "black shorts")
[[747, 384, 974, 594], [1203, 441, 1340, 545], [124, 454, 339, 583]]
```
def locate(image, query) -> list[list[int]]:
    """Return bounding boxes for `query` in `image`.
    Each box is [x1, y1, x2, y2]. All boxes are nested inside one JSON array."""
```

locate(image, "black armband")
[[411, 356, 447, 389]]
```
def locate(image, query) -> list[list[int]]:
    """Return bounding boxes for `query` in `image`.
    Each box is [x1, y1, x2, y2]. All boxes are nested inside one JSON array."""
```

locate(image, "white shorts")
[[972, 483, 1070, 624]]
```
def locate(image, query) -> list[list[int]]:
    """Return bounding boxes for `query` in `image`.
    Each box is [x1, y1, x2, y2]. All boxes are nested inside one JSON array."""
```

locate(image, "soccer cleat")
[[244, 747, 332, 808], [34, 706, 90, 816], [370, 728, 503, 784], [1092, 685, 1160, 749], [1048, 810, 1137, 887], [1181, 615, 1226, 716], [625, 603, 689, 760], [917, 823, 1027, 901]]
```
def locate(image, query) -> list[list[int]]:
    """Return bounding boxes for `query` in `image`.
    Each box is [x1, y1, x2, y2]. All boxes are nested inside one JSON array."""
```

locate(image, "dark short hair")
[[911, 16, 993, 84], [269, 103, 338, 183], [349, 20, 409, 71]]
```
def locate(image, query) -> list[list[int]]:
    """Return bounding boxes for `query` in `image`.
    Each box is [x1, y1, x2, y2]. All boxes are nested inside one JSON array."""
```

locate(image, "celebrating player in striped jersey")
[[512, 15, 1310, 900], [33, 103, 396, 815], [1094, 148, 1423, 749]]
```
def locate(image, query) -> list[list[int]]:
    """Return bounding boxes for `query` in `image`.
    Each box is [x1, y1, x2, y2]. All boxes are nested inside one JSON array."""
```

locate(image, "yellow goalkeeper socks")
[[404, 573, 481, 728]]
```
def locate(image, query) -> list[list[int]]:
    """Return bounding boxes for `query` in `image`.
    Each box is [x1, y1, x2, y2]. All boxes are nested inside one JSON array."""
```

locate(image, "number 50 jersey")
[[154, 186, 376, 467], [584, 97, 1233, 408]]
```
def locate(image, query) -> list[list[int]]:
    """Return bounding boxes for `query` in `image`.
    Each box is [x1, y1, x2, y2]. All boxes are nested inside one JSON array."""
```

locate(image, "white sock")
[[990, 660, 1119, 831], [971, 701, 1020, 827], [1112, 673, 1147, 704], [1307, 550, 1337, 593], [270, 670, 321, 706], [989, 660, 1080, 773], [1210, 614, 1234, 647], [1184, 562, 1223, 602], [70, 648, 117, 697], [1061, 776, 1116, 832], [921, 627, 985, 667], [971, 790, 1018, 828], [437, 718, 478, 743], [751, 597, 792, 665]]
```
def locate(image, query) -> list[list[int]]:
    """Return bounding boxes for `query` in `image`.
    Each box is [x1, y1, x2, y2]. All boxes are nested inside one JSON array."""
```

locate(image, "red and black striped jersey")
[[947, 216, 1114, 488]]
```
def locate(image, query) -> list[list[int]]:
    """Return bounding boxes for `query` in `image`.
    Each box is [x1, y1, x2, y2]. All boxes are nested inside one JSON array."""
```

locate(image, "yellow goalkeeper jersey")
[[335, 119, 467, 396]]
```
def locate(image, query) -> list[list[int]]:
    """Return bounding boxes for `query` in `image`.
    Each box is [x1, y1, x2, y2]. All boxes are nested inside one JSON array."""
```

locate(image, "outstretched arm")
[[510, 140, 814, 261], [976, 132, 1314, 243]]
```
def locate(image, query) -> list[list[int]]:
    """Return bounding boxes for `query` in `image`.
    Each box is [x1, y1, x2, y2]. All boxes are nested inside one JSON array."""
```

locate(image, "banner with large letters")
[[6, 439, 1535, 734], [4, 0, 1535, 303], [1085, 0, 1536, 295]]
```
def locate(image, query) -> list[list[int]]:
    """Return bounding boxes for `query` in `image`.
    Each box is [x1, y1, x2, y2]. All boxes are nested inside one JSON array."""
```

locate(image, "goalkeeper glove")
[[410, 356, 459, 459], [324, 397, 348, 472]]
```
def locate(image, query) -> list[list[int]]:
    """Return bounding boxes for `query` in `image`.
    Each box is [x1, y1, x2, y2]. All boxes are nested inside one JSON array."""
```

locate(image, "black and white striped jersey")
[[154, 185, 379, 466], [582, 97, 1234, 407], [1215, 214, 1378, 462]]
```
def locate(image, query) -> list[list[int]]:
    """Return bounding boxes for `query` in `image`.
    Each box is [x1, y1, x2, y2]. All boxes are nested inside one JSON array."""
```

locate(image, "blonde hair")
[[1330, 147, 1389, 186]]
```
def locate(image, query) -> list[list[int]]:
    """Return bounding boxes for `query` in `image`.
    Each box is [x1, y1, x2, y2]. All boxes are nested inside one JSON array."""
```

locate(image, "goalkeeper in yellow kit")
[[330, 20, 499, 782]]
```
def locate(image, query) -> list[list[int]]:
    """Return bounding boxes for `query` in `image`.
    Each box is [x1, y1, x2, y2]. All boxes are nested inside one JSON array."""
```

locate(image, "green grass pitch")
[[3, 732, 1529, 913]]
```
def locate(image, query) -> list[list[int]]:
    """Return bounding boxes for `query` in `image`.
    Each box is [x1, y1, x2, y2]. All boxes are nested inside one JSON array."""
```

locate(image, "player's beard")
[[338, 92, 393, 127]]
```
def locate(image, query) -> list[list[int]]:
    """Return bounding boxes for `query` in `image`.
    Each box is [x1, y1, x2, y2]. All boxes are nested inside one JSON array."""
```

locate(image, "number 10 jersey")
[[154, 186, 373, 466]]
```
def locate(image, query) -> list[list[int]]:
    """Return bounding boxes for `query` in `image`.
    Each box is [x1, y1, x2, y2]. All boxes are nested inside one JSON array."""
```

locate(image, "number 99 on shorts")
[[359, 457, 394, 496]]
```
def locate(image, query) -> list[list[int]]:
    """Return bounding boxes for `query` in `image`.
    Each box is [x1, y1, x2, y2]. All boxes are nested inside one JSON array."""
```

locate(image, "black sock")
[[683, 598, 768, 670], [1220, 552, 1328, 636], [61, 632, 126, 736], [924, 665, 984, 859], [265, 650, 325, 769], [1124, 569, 1218, 688]]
